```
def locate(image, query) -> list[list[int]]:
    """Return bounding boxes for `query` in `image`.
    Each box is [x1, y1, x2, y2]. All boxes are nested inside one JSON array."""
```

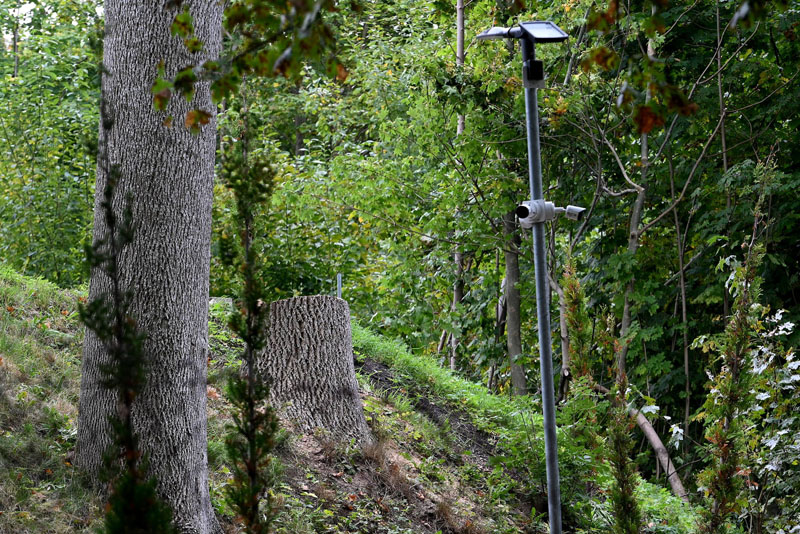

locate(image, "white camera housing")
[[516, 200, 587, 228], [564, 205, 587, 221], [516, 200, 555, 229]]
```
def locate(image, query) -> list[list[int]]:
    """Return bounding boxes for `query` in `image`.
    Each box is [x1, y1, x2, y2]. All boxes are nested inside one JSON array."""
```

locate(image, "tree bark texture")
[[77, 2, 223, 533], [503, 211, 527, 395], [259, 296, 372, 443]]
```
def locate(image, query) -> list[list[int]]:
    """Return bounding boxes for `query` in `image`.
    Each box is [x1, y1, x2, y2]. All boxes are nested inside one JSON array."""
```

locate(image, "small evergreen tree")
[[608, 373, 643, 534], [696, 167, 772, 533], [80, 82, 176, 534], [219, 83, 280, 534], [562, 259, 592, 380]]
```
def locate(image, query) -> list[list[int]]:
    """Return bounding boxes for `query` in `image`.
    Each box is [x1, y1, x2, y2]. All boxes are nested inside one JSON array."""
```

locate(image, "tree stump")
[[259, 295, 371, 443]]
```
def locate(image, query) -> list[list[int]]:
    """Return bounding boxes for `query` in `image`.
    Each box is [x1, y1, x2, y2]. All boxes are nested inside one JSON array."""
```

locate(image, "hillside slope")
[[0, 266, 696, 533]]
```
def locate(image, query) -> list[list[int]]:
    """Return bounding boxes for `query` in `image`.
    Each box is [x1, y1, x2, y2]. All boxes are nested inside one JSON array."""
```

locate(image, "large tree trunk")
[[259, 296, 372, 443], [76, 2, 223, 533], [503, 211, 527, 395]]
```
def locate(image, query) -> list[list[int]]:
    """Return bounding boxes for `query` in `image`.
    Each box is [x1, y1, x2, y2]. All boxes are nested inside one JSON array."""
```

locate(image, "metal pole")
[[336, 273, 342, 299], [521, 37, 562, 534]]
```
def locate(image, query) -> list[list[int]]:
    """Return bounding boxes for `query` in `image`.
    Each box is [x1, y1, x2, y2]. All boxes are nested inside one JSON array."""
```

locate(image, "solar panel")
[[519, 21, 568, 43]]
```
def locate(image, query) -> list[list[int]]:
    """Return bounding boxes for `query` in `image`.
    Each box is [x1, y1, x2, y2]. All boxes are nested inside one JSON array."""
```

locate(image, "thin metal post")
[[521, 37, 562, 534], [336, 273, 342, 299]]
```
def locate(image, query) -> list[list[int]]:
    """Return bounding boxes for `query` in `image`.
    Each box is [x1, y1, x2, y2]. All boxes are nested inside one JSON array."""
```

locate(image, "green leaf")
[[173, 66, 198, 102], [170, 7, 194, 38], [183, 37, 204, 53]]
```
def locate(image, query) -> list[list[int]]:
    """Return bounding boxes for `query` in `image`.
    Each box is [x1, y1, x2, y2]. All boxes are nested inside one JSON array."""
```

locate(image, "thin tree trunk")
[[670, 162, 692, 452], [617, 13, 656, 381], [456, 0, 465, 136], [437, 329, 450, 354], [618, 187, 646, 380], [76, 2, 223, 533], [595, 384, 689, 501], [488, 277, 506, 393], [717, 0, 731, 320], [12, 6, 19, 78], [294, 111, 305, 155], [490, 277, 507, 392], [503, 211, 527, 395], [449, 0, 466, 371], [551, 274, 571, 403], [450, 251, 464, 370]]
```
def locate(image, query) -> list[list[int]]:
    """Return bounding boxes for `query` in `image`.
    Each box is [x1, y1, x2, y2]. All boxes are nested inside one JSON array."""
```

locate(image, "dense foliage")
[[0, 0, 100, 286], [1, 0, 799, 531]]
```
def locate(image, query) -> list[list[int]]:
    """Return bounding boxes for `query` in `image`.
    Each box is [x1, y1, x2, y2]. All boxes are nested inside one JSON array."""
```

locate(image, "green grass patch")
[[0, 264, 98, 532]]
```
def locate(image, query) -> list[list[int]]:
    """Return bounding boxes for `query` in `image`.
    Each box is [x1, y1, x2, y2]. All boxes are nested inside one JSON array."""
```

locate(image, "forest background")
[[0, 0, 798, 532]]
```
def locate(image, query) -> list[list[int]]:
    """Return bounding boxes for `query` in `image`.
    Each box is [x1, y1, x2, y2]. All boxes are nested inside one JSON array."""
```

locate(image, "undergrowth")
[[352, 322, 699, 532], [0, 265, 698, 533]]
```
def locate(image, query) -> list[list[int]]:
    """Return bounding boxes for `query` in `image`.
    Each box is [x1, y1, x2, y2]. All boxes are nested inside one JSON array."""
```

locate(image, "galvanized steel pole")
[[521, 37, 562, 534]]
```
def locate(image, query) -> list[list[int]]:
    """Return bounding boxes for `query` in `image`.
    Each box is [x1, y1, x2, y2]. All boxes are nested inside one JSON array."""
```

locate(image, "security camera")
[[515, 201, 533, 219], [564, 205, 586, 221], [517, 200, 586, 227], [516, 200, 555, 229]]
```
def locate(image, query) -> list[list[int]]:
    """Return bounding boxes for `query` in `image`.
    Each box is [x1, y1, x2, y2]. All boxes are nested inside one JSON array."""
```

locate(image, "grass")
[[0, 265, 698, 533], [352, 322, 543, 434], [351, 322, 700, 533], [0, 264, 98, 533]]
